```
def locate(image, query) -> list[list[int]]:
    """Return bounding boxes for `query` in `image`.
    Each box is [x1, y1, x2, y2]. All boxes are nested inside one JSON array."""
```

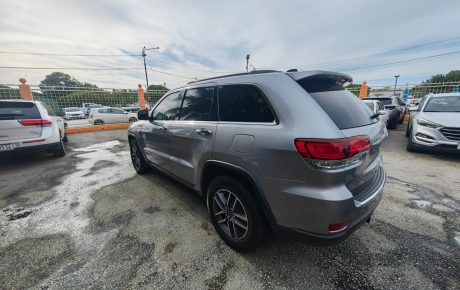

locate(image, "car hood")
[[420, 112, 460, 127]]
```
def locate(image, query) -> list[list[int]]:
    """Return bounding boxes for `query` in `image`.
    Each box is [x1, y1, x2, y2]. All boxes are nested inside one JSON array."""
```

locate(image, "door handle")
[[196, 128, 212, 136]]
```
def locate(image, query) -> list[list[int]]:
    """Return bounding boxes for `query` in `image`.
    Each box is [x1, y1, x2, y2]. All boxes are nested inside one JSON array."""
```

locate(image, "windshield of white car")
[[424, 96, 460, 112]]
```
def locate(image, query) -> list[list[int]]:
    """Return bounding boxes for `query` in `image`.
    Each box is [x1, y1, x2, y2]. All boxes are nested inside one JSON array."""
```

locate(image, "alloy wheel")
[[213, 189, 249, 240]]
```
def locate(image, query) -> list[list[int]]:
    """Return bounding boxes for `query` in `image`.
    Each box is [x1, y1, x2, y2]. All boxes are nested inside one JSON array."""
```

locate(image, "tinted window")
[[219, 85, 275, 123], [111, 108, 125, 114], [424, 96, 460, 112], [98, 108, 107, 114], [153, 91, 182, 120], [0, 101, 41, 120], [298, 80, 373, 129], [179, 87, 216, 121]]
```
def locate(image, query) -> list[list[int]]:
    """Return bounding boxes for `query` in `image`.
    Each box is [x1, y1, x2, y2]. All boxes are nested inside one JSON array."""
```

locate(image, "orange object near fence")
[[19, 78, 33, 100], [359, 81, 368, 100], [137, 84, 146, 109]]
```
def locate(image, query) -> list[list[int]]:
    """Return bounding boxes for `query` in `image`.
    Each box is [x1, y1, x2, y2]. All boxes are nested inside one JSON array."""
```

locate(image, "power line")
[[261, 35, 460, 70], [0, 51, 141, 57], [339, 49, 460, 72], [149, 66, 195, 80], [0, 66, 144, 70]]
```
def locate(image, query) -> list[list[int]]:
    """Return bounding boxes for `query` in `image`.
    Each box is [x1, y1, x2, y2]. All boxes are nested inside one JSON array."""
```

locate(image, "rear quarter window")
[[297, 78, 373, 129], [0, 101, 41, 120]]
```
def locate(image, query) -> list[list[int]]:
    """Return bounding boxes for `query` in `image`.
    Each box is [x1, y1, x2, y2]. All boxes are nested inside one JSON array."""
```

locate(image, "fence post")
[[137, 84, 146, 109], [19, 78, 33, 100], [359, 81, 368, 99]]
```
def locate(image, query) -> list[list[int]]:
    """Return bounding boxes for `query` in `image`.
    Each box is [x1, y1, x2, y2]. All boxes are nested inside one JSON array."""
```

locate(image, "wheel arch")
[[201, 160, 276, 227]]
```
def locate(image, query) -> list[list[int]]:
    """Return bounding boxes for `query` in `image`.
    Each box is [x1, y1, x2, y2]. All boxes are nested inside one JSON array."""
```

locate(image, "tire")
[[53, 135, 66, 157], [129, 140, 150, 174], [207, 176, 269, 251], [129, 117, 137, 124], [388, 115, 397, 129], [405, 121, 410, 137], [94, 119, 104, 125], [406, 128, 418, 152]]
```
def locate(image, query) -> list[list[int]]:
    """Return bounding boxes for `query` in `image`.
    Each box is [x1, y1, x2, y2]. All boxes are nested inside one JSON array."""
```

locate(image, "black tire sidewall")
[[207, 176, 266, 251], [129, 140, 149, 174]]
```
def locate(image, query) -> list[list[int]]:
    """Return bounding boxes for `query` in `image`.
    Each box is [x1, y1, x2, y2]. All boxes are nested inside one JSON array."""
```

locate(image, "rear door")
[[141, 91, 183, 171], [168, 85, 217, 185], [0, 101, 43, 143]]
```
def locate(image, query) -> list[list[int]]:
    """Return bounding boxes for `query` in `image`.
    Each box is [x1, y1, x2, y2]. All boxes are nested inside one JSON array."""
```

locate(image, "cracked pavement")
[[0, 127, 459, 289]]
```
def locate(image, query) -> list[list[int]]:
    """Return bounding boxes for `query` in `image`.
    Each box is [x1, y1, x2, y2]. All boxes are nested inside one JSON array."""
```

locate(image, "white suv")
[[0, 100, 66, 157]]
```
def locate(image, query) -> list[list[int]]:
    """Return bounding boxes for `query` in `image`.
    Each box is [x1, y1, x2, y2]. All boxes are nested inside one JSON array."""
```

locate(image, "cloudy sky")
[[1, 0, 460, 89]]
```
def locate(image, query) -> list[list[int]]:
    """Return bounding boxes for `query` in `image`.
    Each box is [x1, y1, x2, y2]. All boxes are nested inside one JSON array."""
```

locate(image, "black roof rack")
[[187, 70, 280, 84]]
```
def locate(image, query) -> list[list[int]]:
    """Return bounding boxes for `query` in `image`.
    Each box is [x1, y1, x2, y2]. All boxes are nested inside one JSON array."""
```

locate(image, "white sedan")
[[88, 107, 138, 125]]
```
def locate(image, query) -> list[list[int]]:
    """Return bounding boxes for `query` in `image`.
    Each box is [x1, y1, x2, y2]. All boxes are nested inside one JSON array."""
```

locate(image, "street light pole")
[[246, 54, 250, 73], [393, 75, 400, 95], [142, 46, 160, 89]]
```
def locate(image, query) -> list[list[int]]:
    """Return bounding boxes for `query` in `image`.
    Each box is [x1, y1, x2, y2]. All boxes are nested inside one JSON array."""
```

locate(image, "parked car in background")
[[405, 98, 421, 108], [86, 104, 103, 115], [406, 93, 460, 153], [0, 100, 66, 156], [82, 103, 96, 115], [121, 106, 141, 113], [89, 107, 137, 125], [128, 70, 387, 251], [63, 107, 85, 120], [365, 96, 405, 129], [363, 99, 389, 127]]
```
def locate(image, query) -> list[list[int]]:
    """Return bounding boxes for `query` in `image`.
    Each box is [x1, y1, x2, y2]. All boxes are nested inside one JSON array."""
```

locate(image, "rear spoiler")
[[286, 70, 352, 85]]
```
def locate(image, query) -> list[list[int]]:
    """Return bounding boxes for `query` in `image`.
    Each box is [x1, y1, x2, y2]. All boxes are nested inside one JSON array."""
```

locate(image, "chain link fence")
[[1, 81, 459, 128], [0, 84, 167, 127], [347, 81, 460, 99]]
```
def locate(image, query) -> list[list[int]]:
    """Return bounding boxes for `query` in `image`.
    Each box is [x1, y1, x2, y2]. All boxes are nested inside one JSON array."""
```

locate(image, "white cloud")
[[1, 0, 460, 89]]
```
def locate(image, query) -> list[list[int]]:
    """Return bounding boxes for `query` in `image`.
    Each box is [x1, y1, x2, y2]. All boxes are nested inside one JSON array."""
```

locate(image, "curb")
[[66, 124, 130, 134]]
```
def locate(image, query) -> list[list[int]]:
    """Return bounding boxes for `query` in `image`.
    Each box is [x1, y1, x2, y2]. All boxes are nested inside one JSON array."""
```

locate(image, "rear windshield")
[[424, 96, 460, 112], [0, 101, 41, 120], [297, 78, 373, 129]]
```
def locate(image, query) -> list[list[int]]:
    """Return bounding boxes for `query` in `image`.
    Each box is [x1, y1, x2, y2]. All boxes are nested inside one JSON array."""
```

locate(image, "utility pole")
[[142, 46, 160, 89], [246, 54, 250, 73], [393, 75, 400, 95]]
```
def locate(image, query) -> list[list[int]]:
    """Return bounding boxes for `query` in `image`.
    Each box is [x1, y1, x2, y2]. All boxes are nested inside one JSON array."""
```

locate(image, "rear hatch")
[[291, 72, 387, 202], [0, 101, 43, 142]]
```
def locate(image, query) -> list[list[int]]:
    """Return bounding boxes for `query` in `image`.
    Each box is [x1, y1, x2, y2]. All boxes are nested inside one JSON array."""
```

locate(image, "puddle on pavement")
[[412, 199, 432, 209]]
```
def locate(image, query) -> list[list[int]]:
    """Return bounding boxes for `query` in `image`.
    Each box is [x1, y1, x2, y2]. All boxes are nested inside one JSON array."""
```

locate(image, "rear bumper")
[[0, 142, 61, 155], [259, 165, 385, 244]]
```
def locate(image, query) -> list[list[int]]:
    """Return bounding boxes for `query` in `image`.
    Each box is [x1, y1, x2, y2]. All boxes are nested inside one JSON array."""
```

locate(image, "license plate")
[[0, 144, 16, 151]]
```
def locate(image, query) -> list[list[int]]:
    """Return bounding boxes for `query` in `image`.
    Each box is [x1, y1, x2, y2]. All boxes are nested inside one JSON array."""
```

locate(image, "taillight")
[[18, 119, 52, 126], [294, 136, 371, 165]]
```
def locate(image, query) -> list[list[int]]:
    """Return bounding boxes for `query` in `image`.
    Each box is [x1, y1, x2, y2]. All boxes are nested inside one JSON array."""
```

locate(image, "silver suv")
[[128, 70, 387, 251]]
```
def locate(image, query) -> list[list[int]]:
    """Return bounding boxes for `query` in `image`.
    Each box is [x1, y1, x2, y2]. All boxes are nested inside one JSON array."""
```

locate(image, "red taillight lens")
[[294, 136, 371, 160], [328, 222, 349, 232], [18, 119, 52, 126]]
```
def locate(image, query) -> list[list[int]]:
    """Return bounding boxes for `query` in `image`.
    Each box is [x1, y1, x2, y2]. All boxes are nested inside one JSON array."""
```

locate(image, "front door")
[[142, 91, 182, 172], [168, 86, 217, 186]]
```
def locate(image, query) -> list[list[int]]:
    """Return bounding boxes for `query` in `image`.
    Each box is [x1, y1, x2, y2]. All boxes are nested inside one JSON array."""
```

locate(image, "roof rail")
[[187, 70, 280, 84]]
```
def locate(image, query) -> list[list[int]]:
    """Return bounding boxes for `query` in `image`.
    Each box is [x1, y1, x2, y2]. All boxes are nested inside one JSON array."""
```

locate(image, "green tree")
[[39, 72, 98, 89], [147, 84, 169, 91]]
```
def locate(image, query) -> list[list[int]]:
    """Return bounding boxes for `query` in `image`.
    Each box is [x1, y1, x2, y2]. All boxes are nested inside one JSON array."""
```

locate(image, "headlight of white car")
[[417, 118, 442, 129]]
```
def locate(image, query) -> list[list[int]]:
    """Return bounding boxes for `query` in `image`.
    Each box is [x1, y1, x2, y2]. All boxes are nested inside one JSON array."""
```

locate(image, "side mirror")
[[408, 106, 419, 112], [137, 109, 149, 120]]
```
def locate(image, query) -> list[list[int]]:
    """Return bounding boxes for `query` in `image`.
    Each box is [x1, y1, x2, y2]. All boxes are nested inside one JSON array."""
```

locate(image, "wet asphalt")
[[0, 126, 459, 290]]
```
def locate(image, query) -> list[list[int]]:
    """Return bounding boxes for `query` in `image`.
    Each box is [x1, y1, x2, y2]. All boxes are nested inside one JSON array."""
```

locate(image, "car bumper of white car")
[[412, 125, 460, 152]]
